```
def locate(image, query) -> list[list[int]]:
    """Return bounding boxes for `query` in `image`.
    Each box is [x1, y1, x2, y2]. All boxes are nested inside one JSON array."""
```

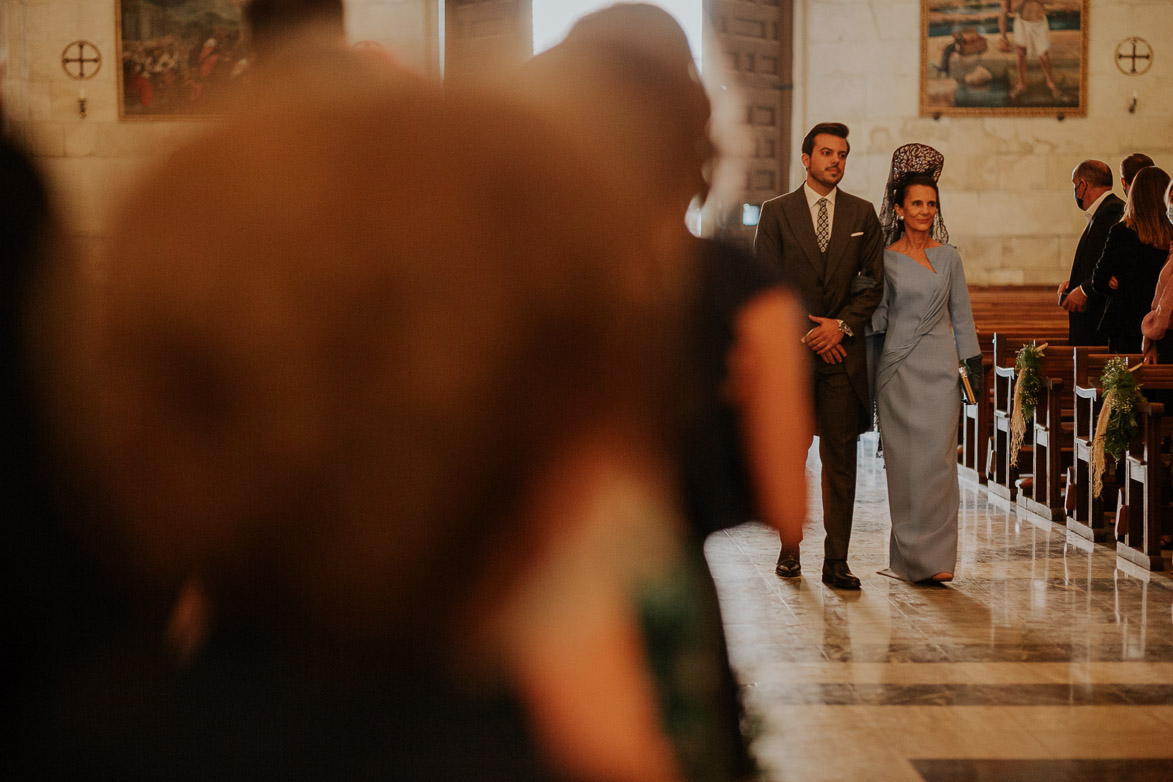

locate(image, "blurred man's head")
[[45, 52, 688, 651]]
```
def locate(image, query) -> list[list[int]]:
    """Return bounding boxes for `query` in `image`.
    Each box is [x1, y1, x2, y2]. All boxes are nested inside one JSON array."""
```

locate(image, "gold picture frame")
[[117, 0, 247, 120], [921, 0, 1088, 117]]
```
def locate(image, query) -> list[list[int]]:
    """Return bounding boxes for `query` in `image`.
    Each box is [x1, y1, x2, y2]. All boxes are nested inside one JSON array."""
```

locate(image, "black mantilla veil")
[[879, 143, 949, 246]]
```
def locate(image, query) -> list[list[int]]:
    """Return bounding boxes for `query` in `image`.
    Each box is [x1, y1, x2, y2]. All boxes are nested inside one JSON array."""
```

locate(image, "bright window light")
[[532, 0, 702, 71]]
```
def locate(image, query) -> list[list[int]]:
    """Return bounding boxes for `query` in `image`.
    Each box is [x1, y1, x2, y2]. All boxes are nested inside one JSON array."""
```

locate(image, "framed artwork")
[[921, 0, 1087, 117], [117, 0, 248, 119]]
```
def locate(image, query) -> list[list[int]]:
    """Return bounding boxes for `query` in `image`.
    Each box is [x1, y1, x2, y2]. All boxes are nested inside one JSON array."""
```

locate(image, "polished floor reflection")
[[706, 433, 1173, 782]]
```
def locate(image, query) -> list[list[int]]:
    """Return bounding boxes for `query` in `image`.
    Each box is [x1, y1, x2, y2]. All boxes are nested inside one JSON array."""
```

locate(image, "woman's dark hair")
[[1124, 166, 1173, 249]]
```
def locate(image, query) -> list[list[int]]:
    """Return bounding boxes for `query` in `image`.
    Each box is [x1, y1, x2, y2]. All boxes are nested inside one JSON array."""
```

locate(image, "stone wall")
[[790, 0, 1173, 285]]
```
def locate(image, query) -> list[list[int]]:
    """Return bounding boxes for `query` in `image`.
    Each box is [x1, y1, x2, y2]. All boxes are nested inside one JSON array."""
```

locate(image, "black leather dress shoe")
[[775, 555, 801, 578], [821, 561, 861, 590]]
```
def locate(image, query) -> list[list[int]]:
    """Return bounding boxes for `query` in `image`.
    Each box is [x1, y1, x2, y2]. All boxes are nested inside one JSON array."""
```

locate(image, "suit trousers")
[[813, 365, 861, 562]]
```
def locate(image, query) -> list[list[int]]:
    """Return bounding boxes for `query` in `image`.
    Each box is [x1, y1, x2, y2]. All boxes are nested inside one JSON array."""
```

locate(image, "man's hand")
[[1143, 337, 1158, 365], [1056, 280, 1069, 303], [803, 315, 844, 352], [817, 345, 846, 364], [1062, 285, 1088, 312]]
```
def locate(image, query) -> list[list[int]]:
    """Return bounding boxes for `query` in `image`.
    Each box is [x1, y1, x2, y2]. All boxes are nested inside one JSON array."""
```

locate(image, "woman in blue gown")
[[871, 148, 981, 583]]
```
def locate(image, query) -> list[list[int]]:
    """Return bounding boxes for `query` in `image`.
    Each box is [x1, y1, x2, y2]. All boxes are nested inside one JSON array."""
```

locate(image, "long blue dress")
[[871, 245, 980, 581]]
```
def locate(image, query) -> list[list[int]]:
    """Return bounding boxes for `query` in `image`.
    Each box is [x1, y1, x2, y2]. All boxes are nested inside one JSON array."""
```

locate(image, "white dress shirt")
[[803, 182, 838, 240]]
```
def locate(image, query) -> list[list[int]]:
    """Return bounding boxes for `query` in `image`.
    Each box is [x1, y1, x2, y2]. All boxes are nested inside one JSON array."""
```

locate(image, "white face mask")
[[1167, 202, 1173, 226]]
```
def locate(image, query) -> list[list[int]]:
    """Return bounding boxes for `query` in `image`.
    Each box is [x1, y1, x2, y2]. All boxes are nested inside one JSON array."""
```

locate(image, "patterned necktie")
[[816, 197, 830, 253]]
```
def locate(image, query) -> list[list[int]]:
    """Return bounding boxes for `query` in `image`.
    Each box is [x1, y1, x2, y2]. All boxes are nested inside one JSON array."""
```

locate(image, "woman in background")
[[1140, 178, 1173, 364], [1092, 166, 1172, 354]]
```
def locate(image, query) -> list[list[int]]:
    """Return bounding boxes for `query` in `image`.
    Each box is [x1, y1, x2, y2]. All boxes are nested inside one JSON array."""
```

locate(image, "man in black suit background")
[[753, 122, 883, 590], [1059, 160, 1125, 345]]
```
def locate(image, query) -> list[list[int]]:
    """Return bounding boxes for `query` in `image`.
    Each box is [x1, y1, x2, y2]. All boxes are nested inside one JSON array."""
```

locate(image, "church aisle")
[[707, 433, 1173, 782]]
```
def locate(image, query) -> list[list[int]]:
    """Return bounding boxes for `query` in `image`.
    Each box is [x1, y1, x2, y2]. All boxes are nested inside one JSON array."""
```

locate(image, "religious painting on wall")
[[921, 0, 1087, 117], [117, 0, 248, 119]]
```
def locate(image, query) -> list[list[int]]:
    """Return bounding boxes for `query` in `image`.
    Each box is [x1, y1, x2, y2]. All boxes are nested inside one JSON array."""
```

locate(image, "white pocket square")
[[850, 231, 864, 237]]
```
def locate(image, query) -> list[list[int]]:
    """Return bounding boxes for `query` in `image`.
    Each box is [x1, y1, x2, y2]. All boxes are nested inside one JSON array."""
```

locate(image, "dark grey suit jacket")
[[1067, 192, 1124, 346], [753, 186, 884, 431]]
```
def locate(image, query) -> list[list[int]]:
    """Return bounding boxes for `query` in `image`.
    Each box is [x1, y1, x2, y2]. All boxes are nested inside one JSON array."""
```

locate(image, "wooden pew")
[[959, 286, 1066, 484], [1017, 347, 1092, 520], [958, 327, 1067, 485], [987, 334, 1069, 502], [1066, 351, 1141, 542], [1117, 367, 1173, 571]]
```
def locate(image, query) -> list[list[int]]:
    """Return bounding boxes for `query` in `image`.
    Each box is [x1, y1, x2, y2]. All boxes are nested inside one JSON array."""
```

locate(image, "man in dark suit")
[[753, 122, 883, 590], [1059, 160, 1124, 345]]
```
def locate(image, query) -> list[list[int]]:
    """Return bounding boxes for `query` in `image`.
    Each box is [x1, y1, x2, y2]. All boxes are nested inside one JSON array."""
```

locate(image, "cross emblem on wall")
[[62, 40, 102, 80], [1115, 37, 1153, 75]]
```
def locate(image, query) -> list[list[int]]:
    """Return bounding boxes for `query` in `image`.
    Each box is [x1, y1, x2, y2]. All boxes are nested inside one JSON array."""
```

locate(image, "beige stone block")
[[41, 156, 147, 237], [982, 190, 1072, 236], [46, 0, 83, 36], [952, 155, 1000, 191], [23, 3, 51, 43], [27, 90, 52, 122], [1021, 266, 1068, 286], [64, 122, 97, 157], [977, 267, 1028, 286], [938, 191, 982, 235], [1008, 235, 1062, 269], [806, 76, 869, 119], [28, 39, 63, 82], [874, 2, 920, 42], [996, 153, 1048, 190], [806, 2, 879, 44], [898, 117, 951, 147], [25, 124, 65, 157], [952, 232, 1009, 262], [867, 73, 917, 118], [867, 125, 896, 155]]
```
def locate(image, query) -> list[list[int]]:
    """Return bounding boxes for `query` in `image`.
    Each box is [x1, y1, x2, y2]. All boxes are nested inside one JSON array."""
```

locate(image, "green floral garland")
[[1099, 356, 1142, 460], [1014, 342, 1046, 421]]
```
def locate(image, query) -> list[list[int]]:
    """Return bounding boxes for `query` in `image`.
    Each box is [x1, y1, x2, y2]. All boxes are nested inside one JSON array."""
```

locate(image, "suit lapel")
[[781, 188, 823, 274], [823, 194, 853, 281]]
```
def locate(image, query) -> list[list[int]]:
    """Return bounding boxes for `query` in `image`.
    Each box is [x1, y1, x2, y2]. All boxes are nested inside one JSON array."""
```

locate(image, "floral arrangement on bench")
[[1009, 342, 1046, 467], [1091, 356, 1143, 498]]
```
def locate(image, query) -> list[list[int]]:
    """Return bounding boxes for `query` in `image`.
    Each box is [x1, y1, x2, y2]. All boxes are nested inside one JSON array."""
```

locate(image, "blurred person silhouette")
[[245, 0, 344, 51], [515, 5, 812, 780], [20, 47, 693, 782], [0, 133, 123, 771]]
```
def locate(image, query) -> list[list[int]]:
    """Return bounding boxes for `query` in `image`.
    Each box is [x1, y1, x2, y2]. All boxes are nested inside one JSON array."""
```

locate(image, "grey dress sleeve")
[[948, 246, 980, 359]]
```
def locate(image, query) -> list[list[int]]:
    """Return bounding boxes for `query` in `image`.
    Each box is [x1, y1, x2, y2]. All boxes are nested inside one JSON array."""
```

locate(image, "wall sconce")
[[62, 40, 101, 120]]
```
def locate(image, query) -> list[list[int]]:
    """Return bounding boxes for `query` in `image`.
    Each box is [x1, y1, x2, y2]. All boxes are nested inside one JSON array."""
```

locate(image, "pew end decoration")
[[1010, 342, 1047, 467], [1091, 357, 1143, 498]]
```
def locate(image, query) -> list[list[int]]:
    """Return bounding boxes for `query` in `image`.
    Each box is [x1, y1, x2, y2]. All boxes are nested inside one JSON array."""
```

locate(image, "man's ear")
[[800, 153, 810, 170]]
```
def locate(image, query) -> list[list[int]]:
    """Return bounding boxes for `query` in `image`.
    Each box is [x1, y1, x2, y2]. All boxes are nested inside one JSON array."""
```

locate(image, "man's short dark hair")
[[802, 122, 850, 156], [1121, 153, 1155, 187], [1074, 159, 1113, 189], [245, 0, 344, 46]]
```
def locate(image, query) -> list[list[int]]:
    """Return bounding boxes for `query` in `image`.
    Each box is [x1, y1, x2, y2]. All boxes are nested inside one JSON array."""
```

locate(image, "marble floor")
[[706, 433, 1173, 782]]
